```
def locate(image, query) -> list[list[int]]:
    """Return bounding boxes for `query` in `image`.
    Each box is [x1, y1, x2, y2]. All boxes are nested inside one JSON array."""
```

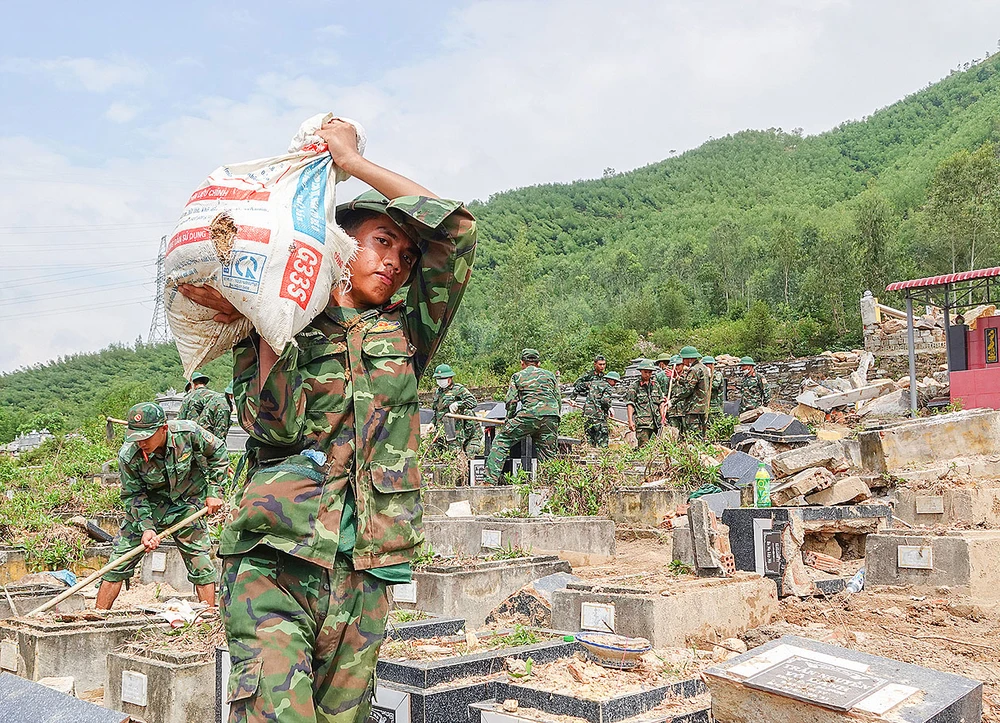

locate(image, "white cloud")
[[105, 101, 143, 123], [1, 55, 147, 92], [315, 24, 347, 37]]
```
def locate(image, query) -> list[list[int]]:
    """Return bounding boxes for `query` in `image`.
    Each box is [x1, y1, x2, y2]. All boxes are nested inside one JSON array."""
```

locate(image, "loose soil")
[[380, 628, 554, 662]]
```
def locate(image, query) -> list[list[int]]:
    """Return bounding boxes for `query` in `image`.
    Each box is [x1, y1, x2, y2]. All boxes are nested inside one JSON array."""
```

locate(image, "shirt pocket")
[[227, 657, 263, 705], [362, 333, 418, 407], [299, 337, 349, 414]]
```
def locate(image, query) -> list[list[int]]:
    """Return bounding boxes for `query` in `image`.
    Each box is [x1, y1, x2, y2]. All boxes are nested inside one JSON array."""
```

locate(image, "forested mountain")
[[5, 54, 1000, 439]]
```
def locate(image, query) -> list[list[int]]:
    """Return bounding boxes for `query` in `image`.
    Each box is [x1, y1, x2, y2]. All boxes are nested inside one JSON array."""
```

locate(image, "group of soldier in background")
[[426, 347, 771, 485]]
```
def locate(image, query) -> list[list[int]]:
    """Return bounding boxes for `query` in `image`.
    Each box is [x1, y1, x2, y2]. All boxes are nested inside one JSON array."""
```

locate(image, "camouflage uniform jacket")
[[178, 386, 232, 440], [672, 362, 711, 417], [572, 369, 604, 398], [738, 372, 769, 411], [505, 366, 561, 419], [119, 419, 228, 532], [625, 378, 662, 428], [226, 197, 476, 571], [432, 381, 478, 438], [654, 368, 672, 400], [709, 371, 727, 412], [583, 378, 615, 421]]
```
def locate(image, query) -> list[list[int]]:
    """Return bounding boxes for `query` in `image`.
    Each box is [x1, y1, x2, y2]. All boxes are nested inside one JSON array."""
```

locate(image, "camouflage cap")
[[702, 356, 716, 365], [605, 371, 622, 382], [190, 371, 210, 384], [593, 355, 606, 362], [521, 348, 541, 362], [336, 190, 422, 283], [125, 402, 166, 443], [679, 345, 701, 359], [433, 363, 456, 379], [740, 356, 756, 366], [637, 359, 657, 372]]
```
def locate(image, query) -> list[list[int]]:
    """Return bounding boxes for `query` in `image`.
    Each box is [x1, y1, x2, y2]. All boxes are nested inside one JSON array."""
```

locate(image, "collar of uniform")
[[323, 304, 381, 330]]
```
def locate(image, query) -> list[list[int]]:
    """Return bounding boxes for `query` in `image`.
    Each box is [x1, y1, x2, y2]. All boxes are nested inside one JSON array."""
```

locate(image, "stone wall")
[[720, 356, 836, 400]]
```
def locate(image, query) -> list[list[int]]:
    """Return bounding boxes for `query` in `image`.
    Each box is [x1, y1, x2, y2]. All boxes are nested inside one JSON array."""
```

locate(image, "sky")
[[2, 0, 1000, 373]]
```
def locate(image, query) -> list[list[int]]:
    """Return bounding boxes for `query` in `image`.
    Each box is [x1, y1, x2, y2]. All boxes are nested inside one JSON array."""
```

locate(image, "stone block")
[[892, 486, 1000, 528], [805, 477, 871, 506], [0, 674, 129, 723], [705, 635, 982, 722], [770, 468, 835, 506], [606, 488, 690, 526], [859, 410, 1000, 473], [771, 442, 848, 478], [422, 486, 525, 516], [106, 645, 214, 723]]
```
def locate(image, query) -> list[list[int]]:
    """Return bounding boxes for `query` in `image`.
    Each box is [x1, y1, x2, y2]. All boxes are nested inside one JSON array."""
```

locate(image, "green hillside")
[[5, 55, 1000, 440]]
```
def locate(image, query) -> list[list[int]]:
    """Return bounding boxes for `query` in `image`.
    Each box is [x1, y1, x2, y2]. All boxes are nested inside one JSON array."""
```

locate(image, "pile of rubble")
[[791, 350, 949, 422]]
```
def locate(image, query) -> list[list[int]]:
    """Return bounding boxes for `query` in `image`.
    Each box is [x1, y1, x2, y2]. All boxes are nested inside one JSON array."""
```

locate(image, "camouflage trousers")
[[635, 423, 661, 448], [484, 415, 560, 485], [221, 548, 390, 723], [680, 414, 708, 439], [431, 422, 483, 456], [584, 418, 609, 448], [102, 504, 215, 585]]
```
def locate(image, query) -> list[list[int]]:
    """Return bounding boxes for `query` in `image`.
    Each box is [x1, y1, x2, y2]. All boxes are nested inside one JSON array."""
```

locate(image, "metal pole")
[[943, 287, 952, 372], [906, 295, 918, 418]]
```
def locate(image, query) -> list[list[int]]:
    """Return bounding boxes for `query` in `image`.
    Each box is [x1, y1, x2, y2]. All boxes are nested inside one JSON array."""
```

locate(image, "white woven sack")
[[164, 113, 365, 376]]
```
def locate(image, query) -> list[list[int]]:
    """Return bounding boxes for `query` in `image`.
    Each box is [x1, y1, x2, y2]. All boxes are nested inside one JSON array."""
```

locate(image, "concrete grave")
[[385, 613, 466, 641], [859, 409, 1000, 473], [469, 700, 710, 723], [722, 505, 891, 597], [0, 543, 112, 586], [422, 486, 525, 516], [0, 611, 162, 694], [0, 583, 84, 620], [106, 644, 214, 723], [138, 542, 223, 595], [423, 516, 615, 566], [893, 485, 1000, 528], [0, 672, 130, 723], [705, 635, 982, 722], [395, 555, 572, 628], [487, 677, 706, 723], [550, 574, 778, 648], [606, 488, 690, 526], [866, 530, 1000, 600]]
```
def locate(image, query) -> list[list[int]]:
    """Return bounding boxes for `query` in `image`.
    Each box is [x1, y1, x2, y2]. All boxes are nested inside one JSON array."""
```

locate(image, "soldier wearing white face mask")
[[430, 364, 481, 454]]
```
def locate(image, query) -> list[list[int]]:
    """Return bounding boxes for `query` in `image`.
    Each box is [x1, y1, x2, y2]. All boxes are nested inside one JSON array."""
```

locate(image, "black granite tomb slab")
[[376, 638, 579, 689], [490, 677, 705, 723], [720, 451, 771, 488], [748, 413, 815, 443], [385, 615, 465, 641], [0, 672, 129, 723], [372, 678, 497, 723], [468, 700, 710, 723], [705, 635, 982, 722]]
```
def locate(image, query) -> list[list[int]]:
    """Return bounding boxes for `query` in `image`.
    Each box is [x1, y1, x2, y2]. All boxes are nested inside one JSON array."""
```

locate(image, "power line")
[[5, 261, 152, 289], [0, 279, 153, 307], [0, 222, 174, 235], [0, 297, 150, 322]]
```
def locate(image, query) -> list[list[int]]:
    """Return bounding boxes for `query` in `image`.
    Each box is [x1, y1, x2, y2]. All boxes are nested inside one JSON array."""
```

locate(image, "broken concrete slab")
[[857, 389, 911, 417], [550, 574, 778, 648], [422, 486, 525, 516], [688, 500, 733, 573], [866, 530, 1000, 601], [485, 573, 581, 628], [859, 410, 1000, 473], [771, 441, 849, 478], [805, 476, 872, 506], [423, 516, 615, 567], [0, 672, 129, 723], [705, 635, 982, 722], [792, 403, 827, 425], [770, 467, 836, 506], [812, 380, 896, 412], [606, 488, 690, 526]]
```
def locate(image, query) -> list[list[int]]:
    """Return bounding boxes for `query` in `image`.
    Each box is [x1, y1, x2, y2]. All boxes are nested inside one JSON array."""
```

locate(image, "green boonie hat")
[[190, 371, 210, 385], [605, 371, 622, 382], [740, 356, 756, 366], [654, 353, 672, 363], [679, 345, 700, 359], [521, 348, 541, 362], [433, 364, 455, 379], [702, 356, 716, 364], [637, 359, 657, 372], [670, 355, 682, 365], [125, 402, 166, 443]]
